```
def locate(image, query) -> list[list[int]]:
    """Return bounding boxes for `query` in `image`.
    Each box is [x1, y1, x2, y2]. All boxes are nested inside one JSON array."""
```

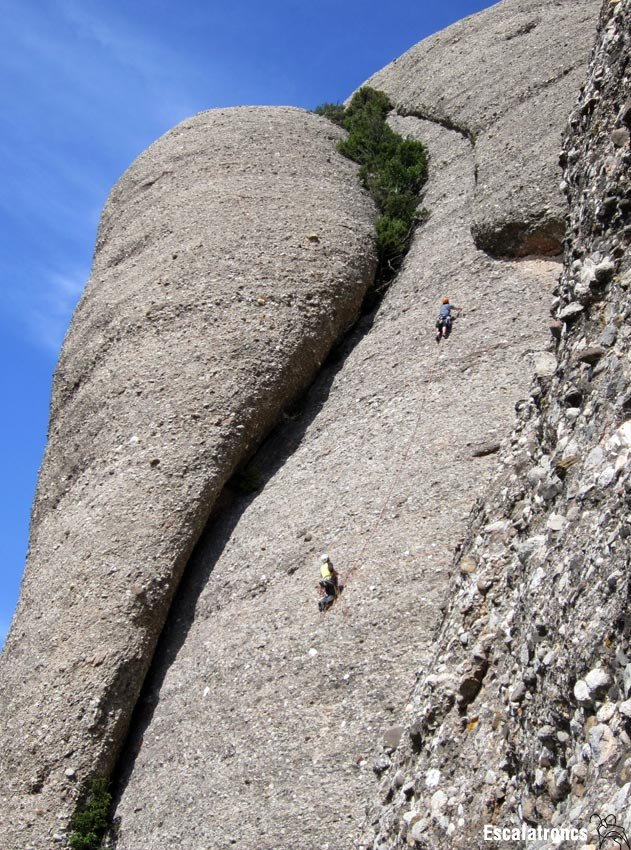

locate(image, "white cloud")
[[60, 0, 181, 80], [0, 1, 206, 356], [22, 269, 87, 353], [56, 0, 203, 123]]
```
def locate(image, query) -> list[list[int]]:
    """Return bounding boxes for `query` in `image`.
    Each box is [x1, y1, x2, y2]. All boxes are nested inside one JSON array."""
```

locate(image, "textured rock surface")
[[364, 0, 601, 258], [359, 2, 631, 847], [0, 2, 606, 849], [111, 112, 560, 848], [0, 107, 377, 849]]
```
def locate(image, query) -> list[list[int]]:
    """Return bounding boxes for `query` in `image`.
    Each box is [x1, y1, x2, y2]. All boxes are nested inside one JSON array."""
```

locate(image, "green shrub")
[[68, 779, 112, 850], [315, 87, 428, 285], [313, 102, 346, 127], [375, 216, 412, 269]]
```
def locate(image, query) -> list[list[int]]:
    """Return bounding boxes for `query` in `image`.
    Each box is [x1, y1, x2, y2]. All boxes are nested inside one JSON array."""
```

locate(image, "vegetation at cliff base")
[[315, 87, 428, 286], [68, 779, 112, 850]]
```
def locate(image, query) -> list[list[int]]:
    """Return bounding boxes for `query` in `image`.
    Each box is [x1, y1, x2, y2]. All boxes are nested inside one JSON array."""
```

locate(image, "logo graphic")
[[592, 814, 631, 850]]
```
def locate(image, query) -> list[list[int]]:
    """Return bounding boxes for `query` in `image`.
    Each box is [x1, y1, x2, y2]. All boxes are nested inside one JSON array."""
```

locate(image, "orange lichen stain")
[[466, 717, 479, 733]]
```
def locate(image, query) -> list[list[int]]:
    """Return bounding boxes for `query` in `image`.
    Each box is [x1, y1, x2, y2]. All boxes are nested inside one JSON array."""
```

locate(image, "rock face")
[[111, 112, 560, 850], [365, 0, 601, 258], [108, 2, 598, 847], [360, 2, 631, 848], [0, 107, 377, 849], [0, 1, 606, 849]]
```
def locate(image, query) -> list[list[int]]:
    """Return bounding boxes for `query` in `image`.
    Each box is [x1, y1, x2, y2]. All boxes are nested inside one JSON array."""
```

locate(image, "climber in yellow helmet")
[[317, 553, 340, 613]]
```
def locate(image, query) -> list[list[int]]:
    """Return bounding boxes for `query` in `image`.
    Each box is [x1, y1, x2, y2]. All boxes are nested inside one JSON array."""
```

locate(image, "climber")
[[435, 296, 460, 341], [317, 553, 340, 613]]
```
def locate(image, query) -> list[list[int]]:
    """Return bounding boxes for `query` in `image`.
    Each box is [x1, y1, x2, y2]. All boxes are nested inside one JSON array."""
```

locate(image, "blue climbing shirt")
[[439, 304, 452, 319]]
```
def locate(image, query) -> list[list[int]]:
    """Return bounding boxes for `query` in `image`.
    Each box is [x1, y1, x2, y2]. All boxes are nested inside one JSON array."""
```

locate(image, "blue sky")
[[0, 0, 496, 646]]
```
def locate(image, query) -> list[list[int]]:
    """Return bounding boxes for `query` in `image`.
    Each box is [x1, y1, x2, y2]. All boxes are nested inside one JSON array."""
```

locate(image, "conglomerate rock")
[[364, 0, 601, 257], [359, 2, 631, 848], [0, 106, 377, 850]]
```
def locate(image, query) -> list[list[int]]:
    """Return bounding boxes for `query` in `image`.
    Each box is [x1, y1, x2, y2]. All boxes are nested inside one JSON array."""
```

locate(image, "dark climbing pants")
[[318, 579, 338, 612], [318, 593, 336, 613]]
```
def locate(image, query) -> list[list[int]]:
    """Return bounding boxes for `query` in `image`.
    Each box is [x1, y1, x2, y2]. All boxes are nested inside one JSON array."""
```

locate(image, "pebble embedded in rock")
[[425, 768, 441, 789], [546, 513, 566, 532], [597, 702, 617, 723], [585, 446, 605, 469], [516, 535, 545, 564], [611, 128, 630, 147], [537, 725, 557, 742], [558, 302, 585, 321], [594, 259, 616, 282], [534, 352, 557, 378], [509, 682, 527, 703], [393, 771, 405, 788], [382, 726, 405, 751], [372, 754, 391, 776], [574, 679, 593, 707], [577, 347, 605, 366], [618, 700, 631, 719], [597, 466, 616, 488], [459, 557, 477, 574], [599, 325, 617, 347], [585, 667, 612, 698], [484, 520, 509, 534], [430, 789, 448, 815], [411, 818, 429, 843]]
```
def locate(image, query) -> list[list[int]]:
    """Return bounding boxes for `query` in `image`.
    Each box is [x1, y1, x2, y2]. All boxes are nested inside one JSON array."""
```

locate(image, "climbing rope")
[[323, 336, 448, 619]]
